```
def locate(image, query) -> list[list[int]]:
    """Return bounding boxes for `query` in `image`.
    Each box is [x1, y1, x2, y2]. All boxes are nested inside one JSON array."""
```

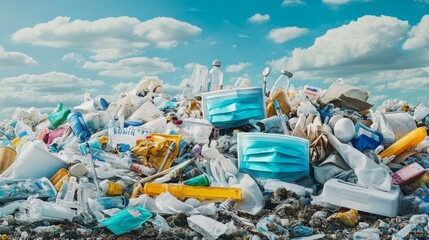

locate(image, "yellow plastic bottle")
[[379, 127, 428, 159], [143, 183, 242, 201]]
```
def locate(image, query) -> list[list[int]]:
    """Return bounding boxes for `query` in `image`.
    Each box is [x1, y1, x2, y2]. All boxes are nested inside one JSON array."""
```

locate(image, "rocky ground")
[[0, 189, 427, 240]]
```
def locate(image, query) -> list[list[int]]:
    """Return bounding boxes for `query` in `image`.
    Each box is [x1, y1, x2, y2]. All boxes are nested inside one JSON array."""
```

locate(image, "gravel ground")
[[1, 189, 428, 240]]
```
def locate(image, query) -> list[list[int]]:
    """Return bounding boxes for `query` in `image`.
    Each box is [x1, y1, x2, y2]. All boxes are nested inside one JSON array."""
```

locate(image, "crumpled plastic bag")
[[323, 124, 392, 192], [100, 206, 152, 236], [187, 215, 233, 240], [313, 153, 352, 184], [230, 173, 265, 215], [292, 113, 329, 163]]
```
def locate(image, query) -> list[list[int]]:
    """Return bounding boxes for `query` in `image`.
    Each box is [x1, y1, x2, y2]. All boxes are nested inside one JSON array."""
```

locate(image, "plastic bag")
[[100, 206, 152, 235]]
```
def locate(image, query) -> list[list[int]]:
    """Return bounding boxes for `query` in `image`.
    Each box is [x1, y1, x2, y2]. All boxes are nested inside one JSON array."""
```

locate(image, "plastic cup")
[[183, 174, 210, 186]]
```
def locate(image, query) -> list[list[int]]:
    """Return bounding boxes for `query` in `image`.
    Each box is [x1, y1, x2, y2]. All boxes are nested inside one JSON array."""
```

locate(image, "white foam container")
[[322, 179, 400, 217]]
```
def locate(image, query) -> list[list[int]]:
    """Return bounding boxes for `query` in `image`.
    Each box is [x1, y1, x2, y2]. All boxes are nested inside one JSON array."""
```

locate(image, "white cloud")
[[225, 62, 252, 73], [13, 16, 202, 60], [282, 0, 306, 6], [248, 13, 270, 24], [415, 0, 429, 4], [275, 15, 410, 73], [403, 15, 429, 50], [0, 45, 37, 69], [62, 52, 84, 63], [267, 27, 309, 43], [112, 82, 136, 94], [82, 57, 176, 77], [264, 15, 429, 105], [184, 62, 201, 72], [266, 56, 289, 72], [0, 72, 105, 110]]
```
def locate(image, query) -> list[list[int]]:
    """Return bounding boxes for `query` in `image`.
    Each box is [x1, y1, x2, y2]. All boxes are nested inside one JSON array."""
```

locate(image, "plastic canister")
[[379, 127, 428, 159], [100, 180, 123, 196], [50, 168, 71, 191], [0, 146, 16, 174], [67, 112, 91, 142]]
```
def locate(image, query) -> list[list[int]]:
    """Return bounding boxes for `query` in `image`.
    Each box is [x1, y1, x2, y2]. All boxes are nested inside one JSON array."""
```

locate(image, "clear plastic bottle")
[[191, 65, 209, 96], [208, 59, 223, 92], [77, 177, 97, 224], [269, 69, 293, 98]]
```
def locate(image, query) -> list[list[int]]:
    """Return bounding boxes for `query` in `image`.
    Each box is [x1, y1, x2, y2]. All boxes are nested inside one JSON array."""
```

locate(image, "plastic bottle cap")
[[281, 69, 293, 78], [212, 59, 221, 67]]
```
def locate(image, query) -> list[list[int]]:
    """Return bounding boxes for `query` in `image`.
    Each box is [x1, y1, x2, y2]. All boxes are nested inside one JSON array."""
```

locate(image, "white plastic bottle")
[[208, 59, 223, 92], [269, 69, 293, 98], [14, 121, 35, 141]]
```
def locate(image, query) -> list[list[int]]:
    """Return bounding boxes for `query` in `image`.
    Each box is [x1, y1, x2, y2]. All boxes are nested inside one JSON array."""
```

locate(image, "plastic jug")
[[379, 127, 428, 159], [143, 183, 242, 201]]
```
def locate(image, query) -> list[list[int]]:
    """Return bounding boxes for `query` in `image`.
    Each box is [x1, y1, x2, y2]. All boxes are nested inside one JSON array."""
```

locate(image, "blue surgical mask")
[[202, 87, 266, 128], [238, 133, 309, 181]]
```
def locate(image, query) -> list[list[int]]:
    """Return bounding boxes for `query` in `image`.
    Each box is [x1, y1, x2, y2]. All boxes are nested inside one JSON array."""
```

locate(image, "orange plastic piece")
[[379, 127, 427, 159], [50, 168, 70, 191], [143, 183, 242, 201]]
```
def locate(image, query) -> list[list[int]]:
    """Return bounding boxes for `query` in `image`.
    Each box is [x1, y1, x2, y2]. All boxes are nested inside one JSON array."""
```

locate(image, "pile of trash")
[[1, 60, 429, 239]]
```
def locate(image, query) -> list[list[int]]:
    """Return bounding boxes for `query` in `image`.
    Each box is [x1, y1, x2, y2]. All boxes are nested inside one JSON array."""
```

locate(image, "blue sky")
[[0, 0, 429, 118]]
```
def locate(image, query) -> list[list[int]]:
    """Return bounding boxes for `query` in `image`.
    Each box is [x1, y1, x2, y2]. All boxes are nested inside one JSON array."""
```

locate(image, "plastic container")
[[100, 180, 123, 196], [303, 85, 321, 98], [352, 122, 383, 151], [1, 141, 68, 179], [0, 146, 16, 174], [48, 109, 71, 130], [67, 111, 92, 142], [0, 177, 57, 203], [50, 168, 70, 191], [143, 183, 242, 201], [93, 196, 130, 209], [391, 163, 425, 186], [208, 59, 223, 91], [379, 127, 427, 159], [269, 69, 292, 98], [322, 179, 400, 217]]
